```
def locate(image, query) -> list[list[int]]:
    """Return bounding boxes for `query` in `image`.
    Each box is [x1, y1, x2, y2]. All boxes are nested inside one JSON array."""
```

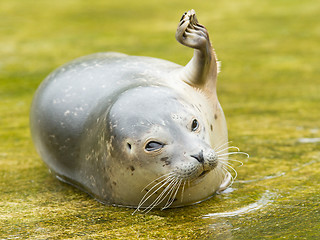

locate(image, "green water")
[[1, 0, 319, 239]]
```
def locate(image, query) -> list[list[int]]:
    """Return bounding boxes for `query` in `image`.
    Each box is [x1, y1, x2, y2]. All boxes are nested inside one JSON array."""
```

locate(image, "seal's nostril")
[[191, 150, 204, 163]]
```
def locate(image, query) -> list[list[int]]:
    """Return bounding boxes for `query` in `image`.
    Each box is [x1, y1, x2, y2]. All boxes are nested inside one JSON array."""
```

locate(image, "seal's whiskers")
[[143, 177, 179, 213], [224, 158, 244, 166], [162, 178, 183, 210], [214, 141, 233, 152], [163, 178, 180, 208], [216, 146, 240, 153], [218, 155, 244, 166], [218, 151, 250, 158], [133, 173, 188, 214], [221, 163, 238, 184], [180, 180, 187, 203], [133, 174, 175, 214], [141, 172, 174, 193], [216, 142, 249, 188]]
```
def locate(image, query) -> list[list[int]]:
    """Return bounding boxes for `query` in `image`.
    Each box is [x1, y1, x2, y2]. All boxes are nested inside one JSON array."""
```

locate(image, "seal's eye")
[[145, 141, 164, 152], [191, 119, 199, 131]]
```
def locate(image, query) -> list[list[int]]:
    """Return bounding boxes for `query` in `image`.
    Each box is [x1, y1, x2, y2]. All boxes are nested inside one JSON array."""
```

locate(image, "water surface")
[[1, 0, 319, 239]]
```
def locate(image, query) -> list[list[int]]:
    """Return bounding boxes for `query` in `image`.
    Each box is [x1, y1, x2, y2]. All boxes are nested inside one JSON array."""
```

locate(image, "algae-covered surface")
[[1, 0, 319, 239]]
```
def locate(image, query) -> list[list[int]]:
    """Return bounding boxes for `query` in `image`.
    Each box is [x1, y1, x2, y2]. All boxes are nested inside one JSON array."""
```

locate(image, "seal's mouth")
[[199, 170, 210, 178]]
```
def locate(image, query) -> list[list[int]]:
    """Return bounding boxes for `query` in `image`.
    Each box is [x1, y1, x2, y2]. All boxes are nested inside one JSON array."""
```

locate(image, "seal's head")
[[106, 86, 230, 211]]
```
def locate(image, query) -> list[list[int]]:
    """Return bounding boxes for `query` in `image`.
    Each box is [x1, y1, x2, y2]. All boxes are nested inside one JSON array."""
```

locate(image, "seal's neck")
[[180, 47, 218, 94]]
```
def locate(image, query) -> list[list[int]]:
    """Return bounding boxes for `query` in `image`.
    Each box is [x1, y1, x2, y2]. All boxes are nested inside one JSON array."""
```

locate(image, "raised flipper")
[[176, 10, 219, 92]]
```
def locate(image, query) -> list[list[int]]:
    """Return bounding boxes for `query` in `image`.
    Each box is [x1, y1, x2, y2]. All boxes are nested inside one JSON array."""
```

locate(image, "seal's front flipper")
[[176, 9, 209, 50], [176, 10, 219, 92]]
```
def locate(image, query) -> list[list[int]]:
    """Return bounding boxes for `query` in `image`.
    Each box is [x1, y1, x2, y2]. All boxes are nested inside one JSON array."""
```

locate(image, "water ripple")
[[297, 138, 320, 143], [203, 190, 275, 218], [237, 172, 285, 184]]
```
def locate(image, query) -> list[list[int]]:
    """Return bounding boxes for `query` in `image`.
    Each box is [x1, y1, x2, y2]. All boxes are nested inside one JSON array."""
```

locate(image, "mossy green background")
[[1, 0, 319, 239]]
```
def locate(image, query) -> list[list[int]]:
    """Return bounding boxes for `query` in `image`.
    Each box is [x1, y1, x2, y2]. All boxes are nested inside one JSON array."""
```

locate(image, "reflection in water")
[[297, 138, 320, 143], [237, 172, 286, 183], [218, 187, 236, 194], [293, 160, 318, 171], [203, 190, 275, 218]]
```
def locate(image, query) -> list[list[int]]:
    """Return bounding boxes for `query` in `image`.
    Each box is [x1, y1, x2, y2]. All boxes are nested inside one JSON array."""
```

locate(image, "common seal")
[[30, 10, 236, 212]]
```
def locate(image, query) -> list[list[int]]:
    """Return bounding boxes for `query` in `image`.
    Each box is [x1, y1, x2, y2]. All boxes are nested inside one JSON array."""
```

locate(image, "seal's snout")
[[191, 149, 218, 170], [203, 149, 218, 170], [190, 150, 204, 163], [187, 149, 218, 179]]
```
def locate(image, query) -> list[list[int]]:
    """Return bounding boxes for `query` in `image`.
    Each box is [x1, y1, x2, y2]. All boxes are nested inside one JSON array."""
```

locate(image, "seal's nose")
[[191, 150, 204, 163]]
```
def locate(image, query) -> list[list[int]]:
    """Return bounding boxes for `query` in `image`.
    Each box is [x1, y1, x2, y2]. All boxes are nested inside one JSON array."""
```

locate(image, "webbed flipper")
[[176, 10, 219, 92]]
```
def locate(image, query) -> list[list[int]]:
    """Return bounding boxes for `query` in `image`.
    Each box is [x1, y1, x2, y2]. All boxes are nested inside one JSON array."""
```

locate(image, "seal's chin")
[[189, 170, 211, 186], [188, 168, 214, 186]]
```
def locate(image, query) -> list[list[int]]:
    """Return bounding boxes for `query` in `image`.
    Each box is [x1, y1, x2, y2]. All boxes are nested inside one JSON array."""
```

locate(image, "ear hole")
[[127, 143, 132, 150], [191, 118, 199, 132]]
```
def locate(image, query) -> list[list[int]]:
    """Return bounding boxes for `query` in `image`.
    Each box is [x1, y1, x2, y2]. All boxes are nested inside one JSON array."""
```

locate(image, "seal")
[[30, 10, 239, 212]]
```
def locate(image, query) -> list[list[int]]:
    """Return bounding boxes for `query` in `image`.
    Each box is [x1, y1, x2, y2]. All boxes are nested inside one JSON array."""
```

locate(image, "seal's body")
[[31, 10, 231, 211]]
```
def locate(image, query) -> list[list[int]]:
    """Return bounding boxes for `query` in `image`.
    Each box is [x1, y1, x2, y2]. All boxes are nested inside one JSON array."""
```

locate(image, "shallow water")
[[203, 190, 275, 218], [1, 0, 319, 239]]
